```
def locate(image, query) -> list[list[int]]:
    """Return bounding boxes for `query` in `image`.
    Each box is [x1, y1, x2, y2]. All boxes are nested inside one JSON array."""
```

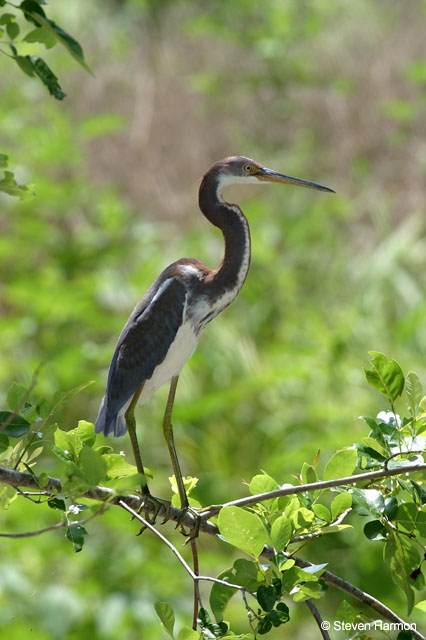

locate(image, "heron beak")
[[255, 167, 335, 193]]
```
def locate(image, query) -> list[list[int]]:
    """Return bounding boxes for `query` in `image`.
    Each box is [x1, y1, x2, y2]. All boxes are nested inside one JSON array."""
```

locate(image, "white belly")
[[139, 320, 199, 404]]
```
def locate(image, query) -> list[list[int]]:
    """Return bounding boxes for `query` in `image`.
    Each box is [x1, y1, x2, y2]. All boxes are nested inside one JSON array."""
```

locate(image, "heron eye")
[[244, 164, 253, 173]]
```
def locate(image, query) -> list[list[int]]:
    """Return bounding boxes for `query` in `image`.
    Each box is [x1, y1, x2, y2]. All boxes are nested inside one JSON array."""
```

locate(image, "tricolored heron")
[[95, 156, 333, 517]]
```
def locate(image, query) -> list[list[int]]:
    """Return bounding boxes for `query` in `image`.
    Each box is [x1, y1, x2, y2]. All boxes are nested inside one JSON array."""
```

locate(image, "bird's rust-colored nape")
[[95, 155, 334, 519]]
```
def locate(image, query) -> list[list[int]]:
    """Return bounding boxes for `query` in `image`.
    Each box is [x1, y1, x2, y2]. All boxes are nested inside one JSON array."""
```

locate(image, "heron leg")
[[125, 382, 149, 493], [125, 382, 170, 526], [163, 376, 202, 540], [163, 375, 189, 509]]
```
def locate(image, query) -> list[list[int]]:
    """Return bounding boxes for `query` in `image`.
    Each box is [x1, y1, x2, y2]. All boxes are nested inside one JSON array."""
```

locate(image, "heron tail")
[[95, 396, 128, 437]]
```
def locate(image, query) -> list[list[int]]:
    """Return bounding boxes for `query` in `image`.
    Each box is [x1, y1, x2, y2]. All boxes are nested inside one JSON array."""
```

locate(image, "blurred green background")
[[1, 0, 426, 637]]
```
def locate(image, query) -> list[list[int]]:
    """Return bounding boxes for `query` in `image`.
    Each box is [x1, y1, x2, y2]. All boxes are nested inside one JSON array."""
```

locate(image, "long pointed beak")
[[256, 167, 335, 193]]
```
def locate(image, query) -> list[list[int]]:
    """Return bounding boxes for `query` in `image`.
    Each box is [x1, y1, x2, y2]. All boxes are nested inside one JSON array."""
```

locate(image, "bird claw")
[[132, 493, 171, 533], [174, 504, 202, 542]]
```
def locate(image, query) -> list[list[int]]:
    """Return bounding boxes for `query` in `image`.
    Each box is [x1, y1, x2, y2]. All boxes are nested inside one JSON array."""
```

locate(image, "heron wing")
[[96, 276, 187, 435]]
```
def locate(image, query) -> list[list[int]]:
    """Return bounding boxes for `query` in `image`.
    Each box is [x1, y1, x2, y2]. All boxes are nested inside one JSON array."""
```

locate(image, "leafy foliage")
[[0, 353, 425, 637]]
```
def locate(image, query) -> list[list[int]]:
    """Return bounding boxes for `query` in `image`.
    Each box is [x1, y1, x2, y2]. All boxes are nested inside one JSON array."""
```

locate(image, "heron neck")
[[199, 174, 251, 293]]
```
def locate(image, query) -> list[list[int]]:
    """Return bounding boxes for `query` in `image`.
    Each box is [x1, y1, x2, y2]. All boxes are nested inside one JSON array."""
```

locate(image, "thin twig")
[[290, 508, 352, 544], [118, 500, 251, 594], [384, 450, 425, 471], [0, 506, 107, 539], [190, 537, 200, 630], [305, 599, 330, 640]]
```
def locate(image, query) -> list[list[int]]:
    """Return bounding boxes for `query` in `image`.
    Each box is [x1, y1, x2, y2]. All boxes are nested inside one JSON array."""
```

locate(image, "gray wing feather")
[[95, 276, 187, 436]]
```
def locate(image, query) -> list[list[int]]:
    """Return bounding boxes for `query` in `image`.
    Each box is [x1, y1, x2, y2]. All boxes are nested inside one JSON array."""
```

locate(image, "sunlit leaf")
[[218, 506, 267, 559], [406, 371, 423, 418], [331, 492, 352, 520], [0, 170, 35, 199], [270, 515, 292, 551], [323, 448, 357, 481], [154, 600, 175, 638], [364, 352, 404, 402]]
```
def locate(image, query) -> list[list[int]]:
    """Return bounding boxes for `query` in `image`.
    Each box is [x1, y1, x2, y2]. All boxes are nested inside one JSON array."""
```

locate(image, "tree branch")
[[1, 464, 424, 640], [305, 599, 331, 640]]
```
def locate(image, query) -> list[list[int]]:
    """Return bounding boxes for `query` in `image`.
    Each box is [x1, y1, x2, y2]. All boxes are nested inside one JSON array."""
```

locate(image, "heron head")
[[217, 156, 334, 193]]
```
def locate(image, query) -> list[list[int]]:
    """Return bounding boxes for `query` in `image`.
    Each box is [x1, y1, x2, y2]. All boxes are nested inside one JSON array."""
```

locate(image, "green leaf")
[[293, 580, 323, 602], [218, 506, 267, 559], [54, 427, 78, 461], [48, 497, 66, 511], [104, 453, 140, 479], [20, 1, 46, 24], [249, 473, 278, 495], [0, 411, 31, 437], [352, 488, 385, 517], [65, 524, 88, 553], [154, 600, 175, 639], [6, 21, 19, 39], [0, 13, 15, 24], [364, 351, 404, 402], [257, 585, 276, 612], [384, 532, 419, 614], [7, 382, 28, 412], [23, 26, 56, 48], [301, 462, 318, 484], [209, 569, 235, 622], [331, 492, 352, 520], [177, 629, 200, 640], [360, 437, 386, 457], [28, 12, 92, 74], [0, 170, 35, 199], [36, 399, 51, 420], [0, 153, 7, 168], [13, 54, 35, 77], [410, 480, 426, 506], [406, 371, 423, 417], [336, 600, 357, 624], [79, 446, 107, 486], [0, 433, 9, 453], [415, 600, 426, 612], [75, 420, 96, 447], [384, 496, 399, 519], [233, 558, 261, 590], [395, 503, 426, 538], [364, 519, 387, 541], [323, 448, 357, 481], [270, 515, 292, 550], [289, 506, 315, 531], [29, 55, 66, 100], [312, 503, 331, 522]]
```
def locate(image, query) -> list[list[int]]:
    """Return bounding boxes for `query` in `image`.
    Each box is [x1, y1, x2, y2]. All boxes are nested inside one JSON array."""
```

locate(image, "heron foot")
[[135, 493, 171, 534], [174, 504, 203, 542]]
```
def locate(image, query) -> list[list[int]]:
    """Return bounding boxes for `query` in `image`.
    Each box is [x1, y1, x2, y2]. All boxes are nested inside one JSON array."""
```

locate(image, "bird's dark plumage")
[[96, 267, 188, 436]]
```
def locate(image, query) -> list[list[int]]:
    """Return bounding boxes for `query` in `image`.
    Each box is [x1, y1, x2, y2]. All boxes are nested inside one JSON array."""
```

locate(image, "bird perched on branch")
[[95, 156, 333, 515]]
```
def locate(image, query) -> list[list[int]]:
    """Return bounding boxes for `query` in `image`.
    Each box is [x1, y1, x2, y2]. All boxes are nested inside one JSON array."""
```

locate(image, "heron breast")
[[139, 320, 199, 404]]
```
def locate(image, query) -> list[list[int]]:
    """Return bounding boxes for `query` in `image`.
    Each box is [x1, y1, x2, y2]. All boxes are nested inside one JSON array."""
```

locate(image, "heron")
[[95, 156, 334, 521]]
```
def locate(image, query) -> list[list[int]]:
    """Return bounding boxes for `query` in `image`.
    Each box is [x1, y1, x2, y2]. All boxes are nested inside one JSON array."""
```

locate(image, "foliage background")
[[1, 0, 426, 637]]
